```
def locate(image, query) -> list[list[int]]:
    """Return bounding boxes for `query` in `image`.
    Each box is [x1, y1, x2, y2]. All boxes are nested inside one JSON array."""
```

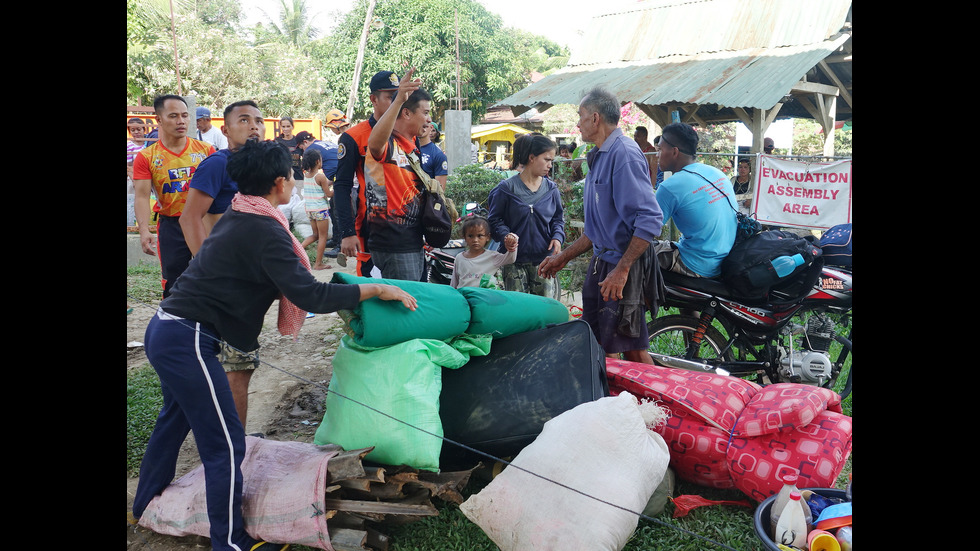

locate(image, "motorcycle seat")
[[660, 269, 731, 296], [660, 269, 769, 305]]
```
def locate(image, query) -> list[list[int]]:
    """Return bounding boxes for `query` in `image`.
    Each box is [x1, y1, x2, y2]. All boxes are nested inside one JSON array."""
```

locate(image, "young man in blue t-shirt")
[[180, 100, 265, 256], [177, 99, 267, 429], [653, 122, 737, 278]]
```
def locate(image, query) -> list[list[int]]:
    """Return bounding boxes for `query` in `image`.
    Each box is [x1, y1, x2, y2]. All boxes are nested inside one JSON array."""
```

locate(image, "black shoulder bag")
[[406, 151, 458, 248]]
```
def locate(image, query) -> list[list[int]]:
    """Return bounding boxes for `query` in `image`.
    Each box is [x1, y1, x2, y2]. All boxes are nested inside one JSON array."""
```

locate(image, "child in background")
[[300, 148, 333, 270], [451, 216, 518, 289]]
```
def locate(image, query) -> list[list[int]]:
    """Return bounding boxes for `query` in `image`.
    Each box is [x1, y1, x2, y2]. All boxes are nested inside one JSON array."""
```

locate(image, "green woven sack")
[[331, 272, 471, 347], [313, 336, 469, 471], [459, 287, 570, 338]]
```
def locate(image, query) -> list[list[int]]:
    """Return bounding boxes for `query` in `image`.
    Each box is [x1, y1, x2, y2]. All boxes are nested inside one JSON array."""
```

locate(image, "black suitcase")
[[439, 319, 609, 469]]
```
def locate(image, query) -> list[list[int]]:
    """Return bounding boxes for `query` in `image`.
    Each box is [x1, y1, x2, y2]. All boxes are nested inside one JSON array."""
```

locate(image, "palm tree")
[[261, 0, 319, 47]]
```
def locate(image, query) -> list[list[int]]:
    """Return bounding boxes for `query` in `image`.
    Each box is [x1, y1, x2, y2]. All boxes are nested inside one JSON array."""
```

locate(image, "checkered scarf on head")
[[230, 191, 310, 338]]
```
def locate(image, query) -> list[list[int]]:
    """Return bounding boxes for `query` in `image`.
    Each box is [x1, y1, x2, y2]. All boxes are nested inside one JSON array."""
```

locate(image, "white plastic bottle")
[[769, 473, 813, 535], [774, 491, 808, 548]]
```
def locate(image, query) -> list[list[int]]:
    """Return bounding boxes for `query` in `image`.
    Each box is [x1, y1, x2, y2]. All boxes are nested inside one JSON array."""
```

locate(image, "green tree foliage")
[[194, 0, 243, 32], [127, 1, 334, 116], [793, 118, 852, 158], [695, 122, 737, 174], [307, 0, 568, 123], [256, 0, 320, 47], [127, 0, 568, 122], [127, 0, 192, 103]]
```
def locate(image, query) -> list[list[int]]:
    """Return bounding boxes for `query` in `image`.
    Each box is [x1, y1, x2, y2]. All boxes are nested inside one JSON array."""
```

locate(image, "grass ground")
[[127, 263, 851, 551]]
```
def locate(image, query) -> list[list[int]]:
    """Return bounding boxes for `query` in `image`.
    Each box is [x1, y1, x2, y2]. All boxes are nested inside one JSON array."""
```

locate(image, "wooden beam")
[[322, 498, 439, 517], [679, 104, 706, 127], [732, 107, 754, 129], [791, 80, 839, 97], [637, 103, 669, 128], [795, 95, 822, 123], [822, 95, 837, 157], [817, 60, 852, 108], [330, 527, 369, 551], [764, 104, 783, 129], [815, 93, 830, 130], [327, 447, 374, 482], [824, 54, 852, 63]]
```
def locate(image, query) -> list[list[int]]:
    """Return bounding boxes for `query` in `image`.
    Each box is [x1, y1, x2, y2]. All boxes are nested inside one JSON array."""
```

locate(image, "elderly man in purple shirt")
[[539, 87, 664, 363]]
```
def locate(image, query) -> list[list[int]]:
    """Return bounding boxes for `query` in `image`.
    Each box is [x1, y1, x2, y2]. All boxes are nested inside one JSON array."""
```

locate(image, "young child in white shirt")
[[450, 216, 518, 289]]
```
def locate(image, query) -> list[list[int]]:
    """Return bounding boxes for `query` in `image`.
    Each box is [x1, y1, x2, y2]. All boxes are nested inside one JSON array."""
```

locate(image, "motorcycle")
[[646, 257, 852, 399], [424, 239, 466, 284]]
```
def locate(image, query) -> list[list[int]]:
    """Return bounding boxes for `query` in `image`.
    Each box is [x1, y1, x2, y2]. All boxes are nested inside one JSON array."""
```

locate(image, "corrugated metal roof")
[[570, 0, 851, 65], [495, 0, 852, 117]]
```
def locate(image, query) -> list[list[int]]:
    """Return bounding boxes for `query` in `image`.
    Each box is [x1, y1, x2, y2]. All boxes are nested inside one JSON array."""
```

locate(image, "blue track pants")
[[132, 309, 257, 551]]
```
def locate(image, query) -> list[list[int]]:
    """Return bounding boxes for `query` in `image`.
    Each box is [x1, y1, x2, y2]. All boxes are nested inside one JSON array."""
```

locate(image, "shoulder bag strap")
[[406, 150, 458, 220], [677, 168, 738, 213]]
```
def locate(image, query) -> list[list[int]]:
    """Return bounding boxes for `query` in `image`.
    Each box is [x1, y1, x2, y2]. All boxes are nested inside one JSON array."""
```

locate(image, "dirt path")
[[126, 262, 355, 550]]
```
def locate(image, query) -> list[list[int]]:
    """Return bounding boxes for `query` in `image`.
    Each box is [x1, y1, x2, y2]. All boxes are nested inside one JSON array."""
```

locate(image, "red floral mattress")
[[605, 359, 852, 502]]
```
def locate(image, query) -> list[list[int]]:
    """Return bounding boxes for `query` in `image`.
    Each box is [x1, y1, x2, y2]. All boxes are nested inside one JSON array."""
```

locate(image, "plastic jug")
[[771, 253, 805, 277], [769, 473, 813, 535], [835, 526, 852, 551], [774, 491, 808, 548]]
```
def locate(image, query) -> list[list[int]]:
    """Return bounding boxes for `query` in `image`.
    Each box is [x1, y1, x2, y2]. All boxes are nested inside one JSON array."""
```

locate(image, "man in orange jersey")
[[133, 95, 215, 297], [364, 67, 432, 281], [334, 71, 401, 277]]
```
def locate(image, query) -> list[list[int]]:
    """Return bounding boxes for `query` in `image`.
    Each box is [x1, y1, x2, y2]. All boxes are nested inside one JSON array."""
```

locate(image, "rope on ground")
[[126, 293, 740, 551]]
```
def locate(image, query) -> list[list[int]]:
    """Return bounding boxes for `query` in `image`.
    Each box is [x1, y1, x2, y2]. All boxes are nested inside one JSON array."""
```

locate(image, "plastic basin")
[[753, 487, 847, 551]]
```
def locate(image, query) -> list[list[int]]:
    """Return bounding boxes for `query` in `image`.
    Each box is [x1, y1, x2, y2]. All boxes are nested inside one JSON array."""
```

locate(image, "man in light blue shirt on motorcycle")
[[654, 122, 737, 278]]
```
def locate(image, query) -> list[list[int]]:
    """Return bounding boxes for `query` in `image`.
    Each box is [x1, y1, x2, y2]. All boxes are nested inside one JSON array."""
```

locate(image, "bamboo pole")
[[347, 0, 378, 121]]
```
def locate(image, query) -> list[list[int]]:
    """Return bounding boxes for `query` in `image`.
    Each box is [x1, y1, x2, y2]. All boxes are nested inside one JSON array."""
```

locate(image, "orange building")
[[126, 107, 323, 145]]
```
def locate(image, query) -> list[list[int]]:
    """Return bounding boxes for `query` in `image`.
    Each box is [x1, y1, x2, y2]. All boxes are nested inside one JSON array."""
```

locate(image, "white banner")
[[751, 155, 852, 229]]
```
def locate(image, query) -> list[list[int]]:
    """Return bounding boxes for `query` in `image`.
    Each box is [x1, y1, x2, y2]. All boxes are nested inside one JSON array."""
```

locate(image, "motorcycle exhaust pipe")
[[651, 354, 730, 377]]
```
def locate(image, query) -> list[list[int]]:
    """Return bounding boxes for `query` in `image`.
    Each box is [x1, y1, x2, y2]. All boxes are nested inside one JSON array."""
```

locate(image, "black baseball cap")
[[294, 131, 315, 143], [369, 71, 401, 94]]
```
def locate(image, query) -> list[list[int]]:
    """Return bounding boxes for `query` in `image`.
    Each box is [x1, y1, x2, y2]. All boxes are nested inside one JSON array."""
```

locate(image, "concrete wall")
[[127, 234, 157, 268], [444, 110, 473, 175]]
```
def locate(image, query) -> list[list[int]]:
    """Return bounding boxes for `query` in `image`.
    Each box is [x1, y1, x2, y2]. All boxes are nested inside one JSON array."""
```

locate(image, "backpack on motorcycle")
[[818, 223, 852, 268], [721, 230, 823, 299]]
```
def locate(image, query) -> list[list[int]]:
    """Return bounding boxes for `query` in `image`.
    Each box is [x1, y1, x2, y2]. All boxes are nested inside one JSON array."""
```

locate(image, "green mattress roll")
[[331, 272, 471, 347], [459, 287, 570, 338]]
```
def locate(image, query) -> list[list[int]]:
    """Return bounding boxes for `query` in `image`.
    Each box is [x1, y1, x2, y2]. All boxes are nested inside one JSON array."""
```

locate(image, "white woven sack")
[[460, 392, 670, 551]]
